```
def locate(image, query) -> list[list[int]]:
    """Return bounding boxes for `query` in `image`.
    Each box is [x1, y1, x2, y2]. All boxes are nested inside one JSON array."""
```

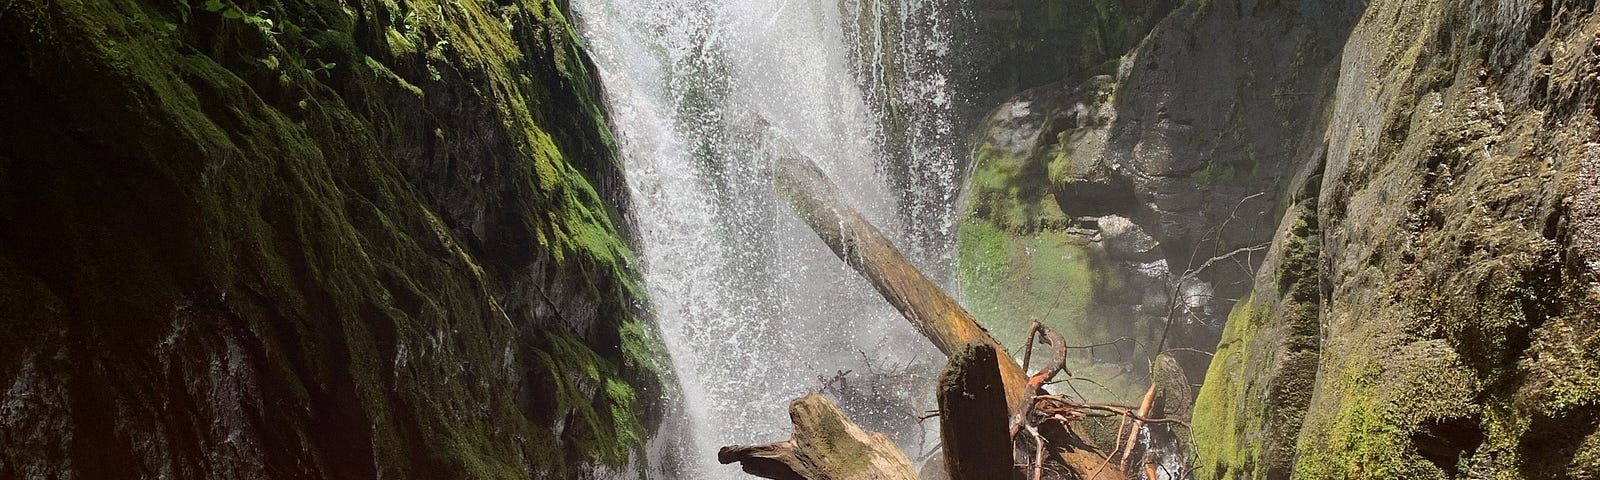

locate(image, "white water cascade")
[[571, 1, 970, 476]]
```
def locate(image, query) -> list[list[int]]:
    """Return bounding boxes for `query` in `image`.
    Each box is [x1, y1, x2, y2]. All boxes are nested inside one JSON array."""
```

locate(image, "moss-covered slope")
[[959, 0, 1360, 399], [960, 76, 1159, 400], [1191, 170, 1324, 480], [0, 0, 675, 477], [1192, 0, 1600, 478]]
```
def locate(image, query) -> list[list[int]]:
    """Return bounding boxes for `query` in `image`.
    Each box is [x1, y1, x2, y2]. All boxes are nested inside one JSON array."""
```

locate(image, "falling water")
[[571, 0, 969, 476]]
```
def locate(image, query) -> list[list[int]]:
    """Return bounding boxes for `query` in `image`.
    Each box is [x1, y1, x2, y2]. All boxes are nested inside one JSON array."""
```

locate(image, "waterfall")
[[571, 0, 969, 476]]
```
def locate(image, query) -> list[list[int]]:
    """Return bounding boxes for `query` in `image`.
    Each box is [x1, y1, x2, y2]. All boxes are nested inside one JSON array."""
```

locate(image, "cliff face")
[[0, 0, 676, 478], [1193, 0, 1600, 478], [959, 0, 1359, 395], [965, 0, 1599, 477], [969, 0, 1178, 108]]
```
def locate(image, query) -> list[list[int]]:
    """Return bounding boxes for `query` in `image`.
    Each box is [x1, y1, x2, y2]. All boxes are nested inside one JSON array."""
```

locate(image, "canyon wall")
[[0, 0, 677, 477]]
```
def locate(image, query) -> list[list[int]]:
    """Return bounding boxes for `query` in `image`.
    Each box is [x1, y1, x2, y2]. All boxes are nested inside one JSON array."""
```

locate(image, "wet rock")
[[0, 0, 677, 477], [1193, 0, 1600, 477], [1097, 215, 1162, 263]]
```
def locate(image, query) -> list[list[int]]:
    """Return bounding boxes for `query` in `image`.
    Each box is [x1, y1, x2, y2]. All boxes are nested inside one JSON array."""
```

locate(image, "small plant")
[[402, 9, 418, 32], [297, 57, 338, 78], [202, 0, 277, 34]]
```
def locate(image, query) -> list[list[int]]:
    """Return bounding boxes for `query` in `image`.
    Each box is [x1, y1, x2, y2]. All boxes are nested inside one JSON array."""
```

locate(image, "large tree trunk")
[[718, 393, 920, 480], [773, 155, 1030, 412]]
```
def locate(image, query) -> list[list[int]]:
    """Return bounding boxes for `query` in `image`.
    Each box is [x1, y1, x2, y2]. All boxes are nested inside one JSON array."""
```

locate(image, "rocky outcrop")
[[960, 72, 1155, 377], [958, 0, 1360, 396], [0, 0, 677, 478], [1192, 0, 1600, 478], [1191, 171, 1324, 479]]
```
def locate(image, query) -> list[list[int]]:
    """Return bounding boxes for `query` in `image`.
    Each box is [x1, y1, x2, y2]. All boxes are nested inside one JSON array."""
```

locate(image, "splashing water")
[[571, 0, 970, 476]]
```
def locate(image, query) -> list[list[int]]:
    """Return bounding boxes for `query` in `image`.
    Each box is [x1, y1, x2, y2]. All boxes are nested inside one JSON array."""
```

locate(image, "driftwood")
[[937, 342, 1013, 480], [718, 393, 919, 480], [773, 155, 1029, 412], [1119, 384, 1159, 471]]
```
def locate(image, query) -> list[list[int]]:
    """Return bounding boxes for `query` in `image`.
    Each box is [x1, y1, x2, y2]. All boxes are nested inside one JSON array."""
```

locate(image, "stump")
[[937, 342, 1014, 480]]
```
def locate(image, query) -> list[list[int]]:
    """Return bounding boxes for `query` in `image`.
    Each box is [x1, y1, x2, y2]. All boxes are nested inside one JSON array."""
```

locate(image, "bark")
[[771, 154, 1128, 480], [773, 154, 1029, 412], [718, 393, 919, 480], [937, 342, 1015, 480], [1119, 383, 1160, 471]]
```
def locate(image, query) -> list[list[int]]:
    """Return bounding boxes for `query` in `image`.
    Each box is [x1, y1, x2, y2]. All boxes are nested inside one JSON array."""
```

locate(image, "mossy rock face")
[[959, 76, 1161, 403], [1292, 0, 1600, 476], [0, 0, 676, 477], [1191, 0, 1600, 478], [959, 0, 1363, 405], [1190, 176, 1325, 480]]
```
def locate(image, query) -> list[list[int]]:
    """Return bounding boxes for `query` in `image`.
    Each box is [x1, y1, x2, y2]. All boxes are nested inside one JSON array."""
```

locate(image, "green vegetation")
[[959, 75, 1150, 404], [959, 223, 1095, 346], [959, 139, 1149, 403], [1191, 295, 1271, 480], [966, 143, 1070, 233], [0, 0, 669, 475], [1189, 0, 1600, 476]]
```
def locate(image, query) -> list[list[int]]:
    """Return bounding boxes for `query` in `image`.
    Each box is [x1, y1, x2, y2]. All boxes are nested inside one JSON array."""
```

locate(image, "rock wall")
[[958, 0, 1359, 395], [968, 0, 1178, 108], [0, 0, 678, 478], [1192, 0, 1600, 477]]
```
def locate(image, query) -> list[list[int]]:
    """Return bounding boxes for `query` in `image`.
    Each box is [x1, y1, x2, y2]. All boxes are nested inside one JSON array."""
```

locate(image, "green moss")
[[1191, 199, 1325, 480], [1192, 162, 1237, 184], [1191, 294, 1271, 480], [966, 143, 1069, 233], [958, 218, 1150, 402], [0, 0, 666, 475], [960, 92, 1150, 402], [959, 223, 1093, 345], [620, 315, 669, 377], [537, 330, 646, 468]]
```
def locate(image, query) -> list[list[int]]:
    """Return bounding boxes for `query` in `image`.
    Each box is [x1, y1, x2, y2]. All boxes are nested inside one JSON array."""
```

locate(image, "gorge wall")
[[0, 0, 676, 478], [1194, 0, 1600, 478], [959, 0, 1360, 395], [962, 0, 1599, 478]]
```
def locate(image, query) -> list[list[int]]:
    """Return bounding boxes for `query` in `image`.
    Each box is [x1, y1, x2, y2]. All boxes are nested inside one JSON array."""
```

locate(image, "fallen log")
[[937, 342, 1013, 480], [773, 155, 1029, 412], [771, 154, 1128, 480], [718, 393, 919, 480]]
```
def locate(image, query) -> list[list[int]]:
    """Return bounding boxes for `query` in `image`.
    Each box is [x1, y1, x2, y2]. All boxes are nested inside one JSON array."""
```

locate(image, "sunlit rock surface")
[[1194, 0, 1600, 478]]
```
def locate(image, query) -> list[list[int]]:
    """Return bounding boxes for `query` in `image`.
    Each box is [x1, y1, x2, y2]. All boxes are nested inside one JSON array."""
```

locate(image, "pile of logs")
[[718, 155, 1188, 480]]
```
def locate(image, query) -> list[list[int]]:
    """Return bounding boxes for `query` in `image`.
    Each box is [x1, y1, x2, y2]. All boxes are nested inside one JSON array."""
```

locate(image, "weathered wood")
[[773, 155, 1029, 412], [1118, 383, 1159, 471], [772, 154, 1128, 480], [719, 393, 919, 480], [937, 342, 1015, 480]]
